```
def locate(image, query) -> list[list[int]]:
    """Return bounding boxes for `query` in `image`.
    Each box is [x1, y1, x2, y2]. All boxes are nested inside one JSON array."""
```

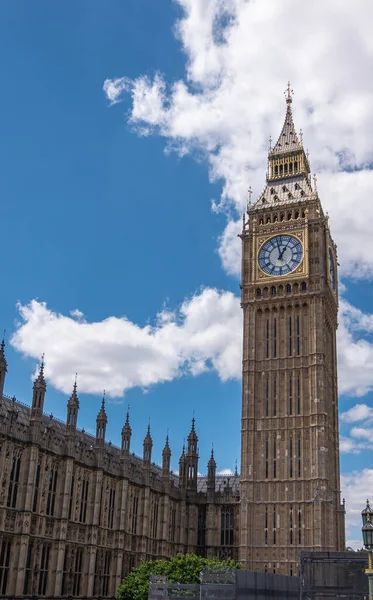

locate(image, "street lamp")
[[362, 499, 373, 600]]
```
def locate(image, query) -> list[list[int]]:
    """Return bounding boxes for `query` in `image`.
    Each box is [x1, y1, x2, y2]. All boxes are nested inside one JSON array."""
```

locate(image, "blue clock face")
[[258, 235, 303, 276], [329, 247, 336, 290]]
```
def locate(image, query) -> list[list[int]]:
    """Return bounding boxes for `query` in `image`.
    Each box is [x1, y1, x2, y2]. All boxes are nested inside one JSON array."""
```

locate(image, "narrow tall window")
[[46, 467, 58, 516], [297, 376, 301, 414], [108, 487, 116, 529], [273, 318, 277, 357], [273, 506, 276, 544], [33, 463, 41, 513], [38, 544, 50, 596], [73, 548, 83, 596], [273, 439, 277, 479], [266, 319, 269, 358], [273, 377, 277, 416], [264, 506, 268, 545], [169, 505, 176, 543], [197, 508, 206, 546], [68, 475, 75, 520], [265, 378, 269, 417], [79, 479, 89, 523], [289, 505, 293, 544], [132, 493, 139, 535], [298, 508, 302, 544], [61, 547, 69, 596], [289, 317, 292, 356], [221, 507, 234, 546], [289, 438, 293, 478], [151, 498, 159, 539], [7, 453, 21, 508], [298, 437, 301, 478], [265, 440, 269, 479], [289, 377, 293, 415], [0, 540, 11, 595], [102, 551, 111, 597], [296, 315, 300, 355], [24, 541, 34, 595]]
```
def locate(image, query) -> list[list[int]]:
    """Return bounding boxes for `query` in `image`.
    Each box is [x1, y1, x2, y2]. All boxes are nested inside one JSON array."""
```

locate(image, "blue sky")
[[1, 0, 373, 545]]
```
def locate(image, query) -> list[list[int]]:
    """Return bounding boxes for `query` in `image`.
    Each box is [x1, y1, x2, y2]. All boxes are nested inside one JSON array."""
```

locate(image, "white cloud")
[[341, 404, 373, 423], [103, 77, 131, 105], [10, 289, 241, 398], [341, 469, 373, 535], [217, 468, 234, 476], [338, 300, 373, 397], [104, 0, 373, 279]]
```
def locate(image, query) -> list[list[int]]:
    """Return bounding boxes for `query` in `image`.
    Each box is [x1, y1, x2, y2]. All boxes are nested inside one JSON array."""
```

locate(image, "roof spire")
[[285, 80, 293, 105], [34, 354, 46, 386]]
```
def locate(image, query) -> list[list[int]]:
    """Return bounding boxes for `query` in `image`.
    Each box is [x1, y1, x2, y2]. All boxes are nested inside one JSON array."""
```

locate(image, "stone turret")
[[143, 423, 153, 464], [186, 418, 199, 491], [0, 334, 7, 397], [162, 433, 171, 480], [121, 407, 132, 455], [31, 356, 46, 421], [96, 394, 107, 446], [66, 375, 79, 433], [207, 446, 216, 499], [179, 444, 186, 489]]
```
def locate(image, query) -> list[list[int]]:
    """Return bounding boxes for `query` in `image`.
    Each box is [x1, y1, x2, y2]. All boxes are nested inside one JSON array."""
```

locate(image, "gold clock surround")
[[253, 227, 309, 283]]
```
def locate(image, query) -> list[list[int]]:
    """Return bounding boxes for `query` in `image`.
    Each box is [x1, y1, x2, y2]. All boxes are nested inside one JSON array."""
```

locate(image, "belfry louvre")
[[0, 88, 344, 598]]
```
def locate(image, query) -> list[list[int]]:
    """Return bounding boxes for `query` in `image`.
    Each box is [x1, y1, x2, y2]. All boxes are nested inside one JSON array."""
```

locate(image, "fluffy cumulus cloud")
[[104, 0, 373, 278], [341, 469, 373, 542], [11, 290, 241, 397]]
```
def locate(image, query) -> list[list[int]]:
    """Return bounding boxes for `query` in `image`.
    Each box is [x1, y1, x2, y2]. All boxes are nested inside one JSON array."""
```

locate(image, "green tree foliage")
[[116, 553, 240, 600]]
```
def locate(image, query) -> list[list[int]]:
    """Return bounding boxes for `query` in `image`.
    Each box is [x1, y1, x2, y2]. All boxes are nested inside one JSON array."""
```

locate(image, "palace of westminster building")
[[0, 88, 345, 598]]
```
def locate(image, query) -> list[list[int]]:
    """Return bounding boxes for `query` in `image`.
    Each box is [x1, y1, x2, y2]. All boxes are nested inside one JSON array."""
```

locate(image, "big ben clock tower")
[[239, 84, 345, 575]]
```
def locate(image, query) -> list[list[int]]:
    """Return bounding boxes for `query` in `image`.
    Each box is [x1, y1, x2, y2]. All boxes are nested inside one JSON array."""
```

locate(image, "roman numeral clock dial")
[[258, 234, 303, 277]]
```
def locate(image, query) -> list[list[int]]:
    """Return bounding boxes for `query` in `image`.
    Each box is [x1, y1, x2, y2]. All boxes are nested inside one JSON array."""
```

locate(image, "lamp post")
[[362, 499, 373, 600]]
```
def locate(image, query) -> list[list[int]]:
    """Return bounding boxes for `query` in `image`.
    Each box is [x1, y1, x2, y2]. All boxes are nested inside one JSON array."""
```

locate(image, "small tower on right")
[[239, 84, 345, 575], [0, 334, 7, 397]]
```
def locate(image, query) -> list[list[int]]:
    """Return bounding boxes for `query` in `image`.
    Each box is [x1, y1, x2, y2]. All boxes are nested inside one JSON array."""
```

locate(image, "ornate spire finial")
[[235, 459, 238, 476], [101, 390, 106, 410], [0, 330, 6, 362], [247, 186, 253, 212], [73, 373, 78, 393], [285, 81, 293, 104], [268, 135, 272, 151], [299, 129, 303, 143], [313, 173, 318, 192]]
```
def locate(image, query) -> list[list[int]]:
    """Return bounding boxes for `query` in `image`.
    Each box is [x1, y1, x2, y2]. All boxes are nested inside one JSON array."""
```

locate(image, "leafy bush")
[[116, 553, 240, 600]]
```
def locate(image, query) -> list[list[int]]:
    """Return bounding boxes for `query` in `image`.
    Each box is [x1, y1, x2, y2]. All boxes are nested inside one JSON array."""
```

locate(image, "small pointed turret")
[[121, 406, 132, 454], [31, 355, 46, 420], [162, 433, 171, 478], [66, 374, 79, 432], [0, 332, 8, 397], [143, 421, 153, 463], [207, 445, 216, 498], [179, 443, 186, 489], [96, 392, 107, 445], [186, 417, 199, 491]]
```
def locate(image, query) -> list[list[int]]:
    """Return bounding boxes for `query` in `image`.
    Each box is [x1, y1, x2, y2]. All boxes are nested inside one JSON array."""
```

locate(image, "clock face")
[[329, 247, 336, 290], [258, 235, 303, 276]]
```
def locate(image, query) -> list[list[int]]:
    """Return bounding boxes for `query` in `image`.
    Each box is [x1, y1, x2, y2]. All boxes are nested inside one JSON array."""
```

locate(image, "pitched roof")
[[271, 102, 302, 155]]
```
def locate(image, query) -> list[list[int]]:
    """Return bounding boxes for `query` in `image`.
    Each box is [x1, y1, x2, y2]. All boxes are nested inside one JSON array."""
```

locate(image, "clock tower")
[[239, 85, 345, 574]]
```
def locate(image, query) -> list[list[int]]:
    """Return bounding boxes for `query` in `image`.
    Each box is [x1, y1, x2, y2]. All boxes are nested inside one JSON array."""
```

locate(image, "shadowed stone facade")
[[0, 349, 239, 598], [0, 89, 344, 597]]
